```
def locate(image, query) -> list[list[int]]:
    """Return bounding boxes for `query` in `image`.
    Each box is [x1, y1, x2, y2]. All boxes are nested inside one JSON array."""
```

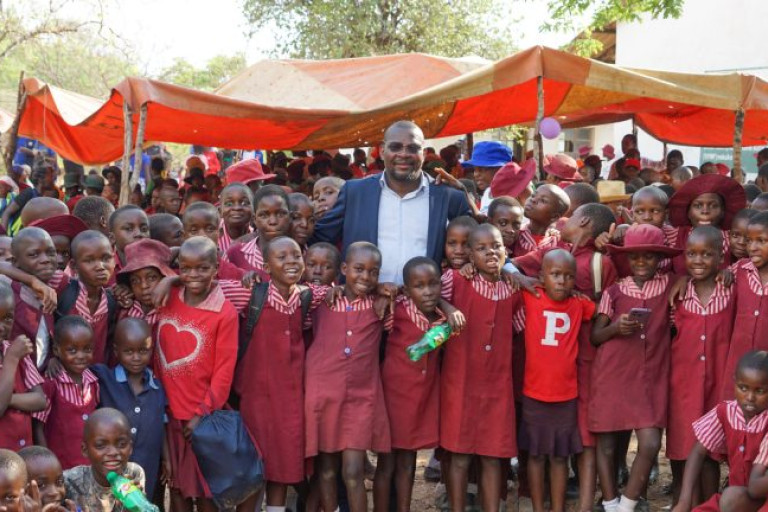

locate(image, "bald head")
[[179, 235, 218, 264], [383, 120, 423, 141], [11, 227, 53, 259], [538, 184, 571, 217], [542, 248, 576, 272], [21, 197, 68, 227], [83, 408, 131, 439]]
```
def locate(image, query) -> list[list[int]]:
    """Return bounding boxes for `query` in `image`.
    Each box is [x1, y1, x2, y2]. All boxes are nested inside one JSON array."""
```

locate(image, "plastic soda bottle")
[[406, 323, 452, 362], [106, 472, 159, 512]]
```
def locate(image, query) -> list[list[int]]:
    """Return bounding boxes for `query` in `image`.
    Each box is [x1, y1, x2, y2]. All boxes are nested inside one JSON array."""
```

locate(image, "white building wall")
[[603, 0, 768, 170]]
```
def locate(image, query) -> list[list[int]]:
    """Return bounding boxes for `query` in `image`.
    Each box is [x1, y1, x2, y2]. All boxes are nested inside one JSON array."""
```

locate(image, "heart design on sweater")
[[157, 319, 203, 370]]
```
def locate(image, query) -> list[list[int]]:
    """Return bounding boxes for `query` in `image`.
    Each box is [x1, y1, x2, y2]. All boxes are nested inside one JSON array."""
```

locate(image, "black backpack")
[[54, 279, 119, 363]]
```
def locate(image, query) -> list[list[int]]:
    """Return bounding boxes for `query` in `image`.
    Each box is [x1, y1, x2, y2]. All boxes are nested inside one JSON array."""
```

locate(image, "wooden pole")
[[534, 76, 545, 180], [4, 71, 26, 173], [465, 133, 474, 160], [129, 104, 148, 195], [119, 100, 133, 206], [732, 108, 745, 183]]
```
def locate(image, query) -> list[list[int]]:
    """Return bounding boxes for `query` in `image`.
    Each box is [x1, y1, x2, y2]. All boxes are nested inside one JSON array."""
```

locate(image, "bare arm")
[[9, 385, 46, 412], [591, 313, 639, 347], [672, 443, 709, 512]]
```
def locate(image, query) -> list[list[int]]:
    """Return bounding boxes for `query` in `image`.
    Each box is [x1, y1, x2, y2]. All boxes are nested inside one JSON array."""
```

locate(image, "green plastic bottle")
[[106, 472, 159, 512], [406, 323, 452, 362]]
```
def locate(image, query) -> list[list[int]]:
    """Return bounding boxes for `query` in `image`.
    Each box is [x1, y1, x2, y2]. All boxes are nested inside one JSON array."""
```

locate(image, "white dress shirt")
[[377, 173, 430, 285]]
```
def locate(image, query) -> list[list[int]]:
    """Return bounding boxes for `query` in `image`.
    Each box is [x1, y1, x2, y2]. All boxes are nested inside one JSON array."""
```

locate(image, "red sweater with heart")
[[154, 285, 238, 420]]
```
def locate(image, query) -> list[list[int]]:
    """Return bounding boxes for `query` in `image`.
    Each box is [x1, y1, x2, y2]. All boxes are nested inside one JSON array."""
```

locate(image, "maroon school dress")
[[692, 402, 768, 511], [721, 260, 768, 399], [9, 280, 54, 369], [304, 295, 390, 456], [55, 277, 112, 366], [381, 298, 443, 451], [590, 274, 672, 432], [516, 241, 617, 447], [39, 370, 99, 469], [0, 343, 43, 451], [440, 271, 521, 458], [236, 284, 307, 484], [667, 281, 735, 460]]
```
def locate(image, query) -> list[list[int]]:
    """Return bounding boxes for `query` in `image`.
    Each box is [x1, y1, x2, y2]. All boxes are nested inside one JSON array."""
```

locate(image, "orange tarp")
[[16, 47, 768, 165]]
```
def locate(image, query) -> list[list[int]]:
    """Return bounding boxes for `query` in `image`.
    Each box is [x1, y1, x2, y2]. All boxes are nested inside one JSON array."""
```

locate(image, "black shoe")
[[424, 465, 442, 482], [566, 476, 580, 499]]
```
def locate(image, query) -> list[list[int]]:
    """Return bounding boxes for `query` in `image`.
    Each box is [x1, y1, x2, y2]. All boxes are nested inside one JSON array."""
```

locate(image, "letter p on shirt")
[[541, 311, 570, 346]]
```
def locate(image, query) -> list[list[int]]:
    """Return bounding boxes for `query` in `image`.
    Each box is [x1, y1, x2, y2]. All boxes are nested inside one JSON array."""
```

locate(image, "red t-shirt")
[[522, 289, 596, 402]]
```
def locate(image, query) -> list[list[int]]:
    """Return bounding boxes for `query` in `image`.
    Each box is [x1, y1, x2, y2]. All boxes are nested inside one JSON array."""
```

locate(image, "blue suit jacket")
[[312, 174, 472, 263]]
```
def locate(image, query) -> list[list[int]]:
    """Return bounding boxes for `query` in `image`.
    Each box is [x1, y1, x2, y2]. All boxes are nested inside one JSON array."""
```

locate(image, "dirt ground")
[[404, 442, 675, 512]]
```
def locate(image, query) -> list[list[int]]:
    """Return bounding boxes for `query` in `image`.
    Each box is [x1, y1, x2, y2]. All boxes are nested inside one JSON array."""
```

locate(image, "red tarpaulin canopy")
[[14, 46, 768, 165]]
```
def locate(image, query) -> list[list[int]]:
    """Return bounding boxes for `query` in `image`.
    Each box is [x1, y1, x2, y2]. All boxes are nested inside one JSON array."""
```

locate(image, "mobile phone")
[[628, 307, 651, 325]]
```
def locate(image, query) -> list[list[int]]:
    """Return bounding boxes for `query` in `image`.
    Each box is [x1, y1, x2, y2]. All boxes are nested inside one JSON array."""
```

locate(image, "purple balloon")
[[539, 117, 561, 139]]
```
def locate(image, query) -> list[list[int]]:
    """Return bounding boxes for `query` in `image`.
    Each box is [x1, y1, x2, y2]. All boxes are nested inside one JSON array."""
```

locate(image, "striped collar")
[[617, 274, 669, 299], [680, 280, 732, 315]]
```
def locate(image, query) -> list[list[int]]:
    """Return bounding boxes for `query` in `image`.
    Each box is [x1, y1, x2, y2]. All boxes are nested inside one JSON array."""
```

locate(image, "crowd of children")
[[4, 134, 768, 512]]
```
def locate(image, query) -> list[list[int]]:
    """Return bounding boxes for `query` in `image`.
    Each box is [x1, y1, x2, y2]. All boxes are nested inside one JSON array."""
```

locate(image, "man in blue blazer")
[[312, 120, 471, 284]]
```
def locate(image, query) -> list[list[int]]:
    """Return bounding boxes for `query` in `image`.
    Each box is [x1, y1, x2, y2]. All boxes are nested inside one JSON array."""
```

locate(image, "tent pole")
[[4, 71, 26, 172], [129, 104, 148, 196], [534, 76, 544, 180], [732, 108, 745, 183], [119, 100, 133, 206], [465, 133, 474, 160]]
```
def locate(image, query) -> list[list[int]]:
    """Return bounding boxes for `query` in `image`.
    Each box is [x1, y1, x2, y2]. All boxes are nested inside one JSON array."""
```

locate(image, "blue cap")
[[461, 141, 513, 168]]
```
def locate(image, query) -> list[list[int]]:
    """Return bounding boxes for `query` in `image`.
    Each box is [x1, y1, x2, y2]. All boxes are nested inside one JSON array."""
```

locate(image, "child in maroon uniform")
[[305, 242, 390, 512], [442, 216, 477, 271], [34, 316, 98, 469], [519, 249, 596, 512], [108, 205, 150, 279], [303, 243, 341, 286], [153, 236, 237, 512], [730, 209, 758, 261], [513, 203, 618, 512], [667, 174, 746, 275], [218, 183, 254, 253], [149, 213, 184, 248], [673, 351, 768, 512], [668, 226, 735, 502], [0, 283, 45, 452], [441, 224, 521, 512], [54, 230, 117, 365], [117, 238, 176, 329], [591, 224, 682, 512], [487, 196, 524, 253], [722, 212, 768, 399], [288, 193, 315, 250], [227, 185, 291, 272], [182, 202, 244, 281], [374, 257, 451, 512], [514, 184, 568, 257], [29, 214, 88, 274], [233, 237, 312, 512]]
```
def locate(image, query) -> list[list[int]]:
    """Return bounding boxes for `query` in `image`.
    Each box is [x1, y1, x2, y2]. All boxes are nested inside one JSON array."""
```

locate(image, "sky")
[[90, 0, 578, 73]]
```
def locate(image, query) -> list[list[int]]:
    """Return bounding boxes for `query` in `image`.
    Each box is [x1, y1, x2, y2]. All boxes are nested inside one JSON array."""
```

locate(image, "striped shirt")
[[598, 274, 669, 317], [384, 296, 447, 332], [735, 259, 768, 296], [218, 219, 253, 254], [693, 400, 768, 455], [754, 432, 768, 466], [35, 369, 99, 422], [516, 226, 560, 255], [237, 237, 264, 271], [441, 270, 517, 302], [125, 301, 159, 327], [677, 280, 733, 316], [0, 340, 44, 389]]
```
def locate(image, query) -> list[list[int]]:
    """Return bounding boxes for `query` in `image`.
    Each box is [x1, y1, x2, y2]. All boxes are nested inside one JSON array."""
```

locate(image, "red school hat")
[[605, 224, 682, 256], [225, 159, 276, 185], [490, 159, 536, 199], [544, 153, 582, 181], [117, 239, 176, 284], [667, 174, 746, 230], [29, 214, 88, 240]]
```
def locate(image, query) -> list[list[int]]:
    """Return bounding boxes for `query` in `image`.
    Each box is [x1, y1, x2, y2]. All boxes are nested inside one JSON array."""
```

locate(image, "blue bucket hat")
[[461, 141, 513, 168]]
